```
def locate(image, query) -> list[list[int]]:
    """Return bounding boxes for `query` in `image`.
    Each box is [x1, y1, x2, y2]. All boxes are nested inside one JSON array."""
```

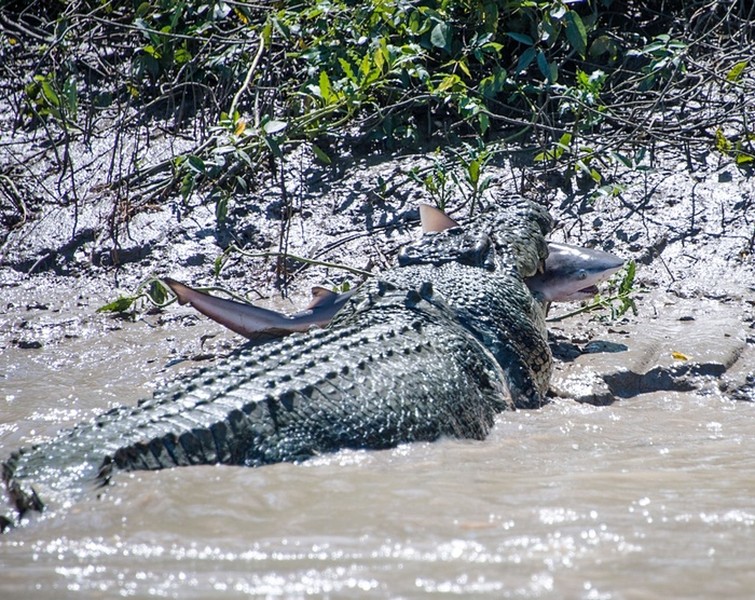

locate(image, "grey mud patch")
[[549, 293, 754, 405]]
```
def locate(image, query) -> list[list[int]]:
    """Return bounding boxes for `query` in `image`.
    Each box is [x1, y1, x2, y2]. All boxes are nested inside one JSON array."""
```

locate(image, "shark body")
[[164, 205, 624, 339]]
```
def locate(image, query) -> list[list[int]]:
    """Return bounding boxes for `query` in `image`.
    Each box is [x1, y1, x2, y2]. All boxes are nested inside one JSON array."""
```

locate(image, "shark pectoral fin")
[[419, 204, 460, 233]]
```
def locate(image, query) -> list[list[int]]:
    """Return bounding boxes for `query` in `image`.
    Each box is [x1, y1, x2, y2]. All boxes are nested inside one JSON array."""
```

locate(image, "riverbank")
[[2, 138, 753, 404]]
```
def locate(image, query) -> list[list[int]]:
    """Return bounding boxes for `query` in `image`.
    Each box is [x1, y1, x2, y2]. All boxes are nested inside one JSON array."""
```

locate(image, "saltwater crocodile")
[[2, 198, 555, 530]]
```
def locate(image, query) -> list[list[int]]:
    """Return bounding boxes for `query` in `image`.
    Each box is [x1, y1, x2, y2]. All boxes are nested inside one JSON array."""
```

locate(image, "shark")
[[164, 204, 624, 340], [163, 278, 354, 342]]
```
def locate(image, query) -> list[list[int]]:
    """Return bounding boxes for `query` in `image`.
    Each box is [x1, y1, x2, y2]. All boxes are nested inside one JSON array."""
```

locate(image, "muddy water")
[[2, 285, 755, 599]]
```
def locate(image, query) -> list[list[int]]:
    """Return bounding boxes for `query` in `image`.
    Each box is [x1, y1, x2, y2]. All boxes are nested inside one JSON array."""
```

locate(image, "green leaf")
[[63, 78, 78, 116], [263, 119, 287, 134], [318, 71, 332, 103], [339, 58, 356, 83], [436, 73, 461, 92], [312, 144, 332, 165], [610, 151, 634, 169], [235, 148, 252, 167], [97, 295, 137, 313], [40, 80, 60, 107], [619, 261, 636, 296], [359, 53, 372, 79], [215, 195, 228, 224], [482, 41, 504, 54], [263, 134, 282, 158], [479, 69, 507, 98], [186, 155, 206, 174], [565, 11, 587, 58], [147, 280, 167, 305], [536, 50, 552, 81], [714, 128, 732, 154], [431, 22, 451, 50], [135, 2, 151, 18], [506, 32, 534, 45], [516, 47, 536, 73], [261, 17, 273, 46], [726, 60, 748, 83], [549, 61, 559, 82], [143, 44, 160, 58], [179, 173, 194, 199], [589, 35, 618, 61], [373, 43, 385, 73], [174, 46, 192, 64], [457, 59, 471, 78], [477, 112, 490, 135], [377, 37, 390, 71]]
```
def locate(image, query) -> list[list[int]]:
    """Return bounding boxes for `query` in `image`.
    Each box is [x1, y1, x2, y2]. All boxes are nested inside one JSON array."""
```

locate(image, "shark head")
[[526, 241, 625, 303]]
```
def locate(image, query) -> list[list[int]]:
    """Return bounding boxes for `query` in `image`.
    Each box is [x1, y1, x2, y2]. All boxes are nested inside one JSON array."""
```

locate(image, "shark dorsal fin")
[[307, 286, 339, 309], [419, 204, 460, 233]]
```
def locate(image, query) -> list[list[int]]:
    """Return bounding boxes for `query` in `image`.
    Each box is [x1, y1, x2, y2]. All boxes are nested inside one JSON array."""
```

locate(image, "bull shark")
[[525, 241, 625, 303], [164, 204, 624, 339]]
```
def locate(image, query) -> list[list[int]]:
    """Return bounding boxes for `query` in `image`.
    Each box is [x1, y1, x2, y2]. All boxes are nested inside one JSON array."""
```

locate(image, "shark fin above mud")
[[163, 278, 352, 341], [419, 204, 460, 233], [526, 242, 625, 303]]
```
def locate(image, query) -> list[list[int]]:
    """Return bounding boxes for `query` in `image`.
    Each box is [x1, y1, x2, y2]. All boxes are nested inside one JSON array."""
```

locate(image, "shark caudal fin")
[[163, 278, 352, 340]]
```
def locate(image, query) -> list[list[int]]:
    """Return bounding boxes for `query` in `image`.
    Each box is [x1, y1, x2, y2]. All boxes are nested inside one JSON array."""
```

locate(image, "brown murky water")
[[2, 283, 755, 599]]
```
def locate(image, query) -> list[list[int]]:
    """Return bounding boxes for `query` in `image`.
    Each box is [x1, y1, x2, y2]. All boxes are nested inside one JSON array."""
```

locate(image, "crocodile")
[[1, 198, 554, 531]]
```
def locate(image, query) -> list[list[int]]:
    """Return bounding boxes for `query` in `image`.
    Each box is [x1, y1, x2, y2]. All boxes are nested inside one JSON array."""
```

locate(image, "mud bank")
[[2, 110, 755, 600]]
